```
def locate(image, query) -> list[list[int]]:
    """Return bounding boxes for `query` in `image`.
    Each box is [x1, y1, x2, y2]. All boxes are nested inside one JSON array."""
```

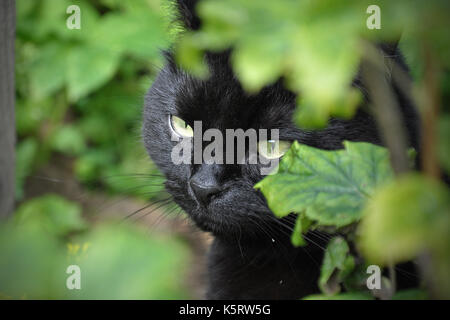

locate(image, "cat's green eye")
[[258, 140, 292, 159], [170, 115, 194, 137]]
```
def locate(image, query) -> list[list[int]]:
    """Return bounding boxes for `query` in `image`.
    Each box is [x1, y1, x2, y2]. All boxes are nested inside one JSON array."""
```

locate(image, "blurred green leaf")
[[178, 0, 368, 127], [74, 149, 115, 184], [66, 223, 190, 299], [14, 194, 87, 237], [28, 42, 68, 99], [177, 0, 450, 127], [175, 34, 210, 78], [0, 194, 191, 299], [88, 9, 168, 61], [231, 35, 285, 92], [50, 125, 86, 156], [0, 222, 65, 299], [66, 45, 121, 102], [358, 174, 450, 298], [16, 97, 54, 135], [359, 174, 450, 264]]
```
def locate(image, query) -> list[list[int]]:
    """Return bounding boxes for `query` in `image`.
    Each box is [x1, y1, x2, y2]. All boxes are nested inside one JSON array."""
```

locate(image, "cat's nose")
[[189, 177, 221, 205]]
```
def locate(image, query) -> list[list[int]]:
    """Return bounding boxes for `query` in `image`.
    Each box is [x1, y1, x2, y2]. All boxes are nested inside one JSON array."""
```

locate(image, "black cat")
[[142, 0, 419, 299]]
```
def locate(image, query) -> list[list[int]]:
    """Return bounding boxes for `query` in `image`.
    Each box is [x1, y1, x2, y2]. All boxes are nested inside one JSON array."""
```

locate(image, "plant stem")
[[361, 43, 410, 176], [360, 43, 417, 299], [422, 47, 441, 179]]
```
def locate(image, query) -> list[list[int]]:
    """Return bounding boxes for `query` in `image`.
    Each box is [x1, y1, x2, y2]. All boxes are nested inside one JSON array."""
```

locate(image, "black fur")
[[142, 1, 419, 299]]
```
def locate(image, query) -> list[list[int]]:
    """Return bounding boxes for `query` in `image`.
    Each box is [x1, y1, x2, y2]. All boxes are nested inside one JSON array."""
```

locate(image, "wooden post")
[[0, 0, 16, 218]]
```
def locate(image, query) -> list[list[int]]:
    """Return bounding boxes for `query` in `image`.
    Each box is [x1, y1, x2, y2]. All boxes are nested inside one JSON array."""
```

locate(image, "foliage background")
[[2, 0, 199, 299], [15, 0, 172, 200]]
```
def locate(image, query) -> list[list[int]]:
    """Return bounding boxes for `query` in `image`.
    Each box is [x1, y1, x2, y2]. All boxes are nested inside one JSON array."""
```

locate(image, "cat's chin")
[[188, 207, 230, 235], [187, 208, 283, 244]]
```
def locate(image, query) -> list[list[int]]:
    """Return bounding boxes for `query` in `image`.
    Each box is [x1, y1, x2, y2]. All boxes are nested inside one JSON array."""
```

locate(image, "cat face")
[[142, 51, 385, 241], [143, 52, 293, 239]]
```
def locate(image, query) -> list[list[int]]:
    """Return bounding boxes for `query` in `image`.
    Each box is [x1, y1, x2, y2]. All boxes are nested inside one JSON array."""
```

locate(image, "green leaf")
[[176, 0, 450, 127], [66, 223, 190, 299], [16, 97, 55, 135], [66, 45, 121, 102], [319, 237, 355, 295], [178, 0, 368, 127], [74, 149, 115, 183], [18, 0, 69, 41], [232, 35, 285, 92], [290, 213, 312, 247], [14, 194, 87, 237], [28, 42, 68, 99], [175, 33, 210, 78], [358, 174, 450, 264], [1, 209, 190, 299], [50, 125, 86, 156], [255, 141, 394, 228], [0, 222, 65, 299], [358, 174, 450, 298], [86, 3, 169, 60]]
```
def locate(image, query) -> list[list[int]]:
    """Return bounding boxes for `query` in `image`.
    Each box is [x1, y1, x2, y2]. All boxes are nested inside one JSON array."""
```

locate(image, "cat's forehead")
[[163, 51, 296, 130]]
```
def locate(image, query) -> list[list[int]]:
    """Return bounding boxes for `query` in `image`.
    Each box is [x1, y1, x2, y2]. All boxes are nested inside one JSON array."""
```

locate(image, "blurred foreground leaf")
[[14, 194, 87, 237], [358, 174, 450, 298], [0, 195, 191, 299], [176, 0, 450, 127], [66, 46, 121, 102], [67, 224, 190, 299], [50, 125, 86, 156]]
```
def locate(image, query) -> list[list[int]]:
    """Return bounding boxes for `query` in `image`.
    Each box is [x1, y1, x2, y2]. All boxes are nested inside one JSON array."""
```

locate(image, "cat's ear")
[[173, 0, 201, 30]]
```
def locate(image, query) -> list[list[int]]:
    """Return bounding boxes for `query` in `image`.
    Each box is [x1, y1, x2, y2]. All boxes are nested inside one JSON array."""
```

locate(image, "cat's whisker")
[[105, 183, 165, 194], [134, 198, 174, 221], [122, 203, 155, 221], [247, 216, 277, 244], [265, 215, 326, 251], [146, 203, 181, 233], [102, 173, 164, 179], [308, 230, 333, 243], [123, 197, 172, 221]]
